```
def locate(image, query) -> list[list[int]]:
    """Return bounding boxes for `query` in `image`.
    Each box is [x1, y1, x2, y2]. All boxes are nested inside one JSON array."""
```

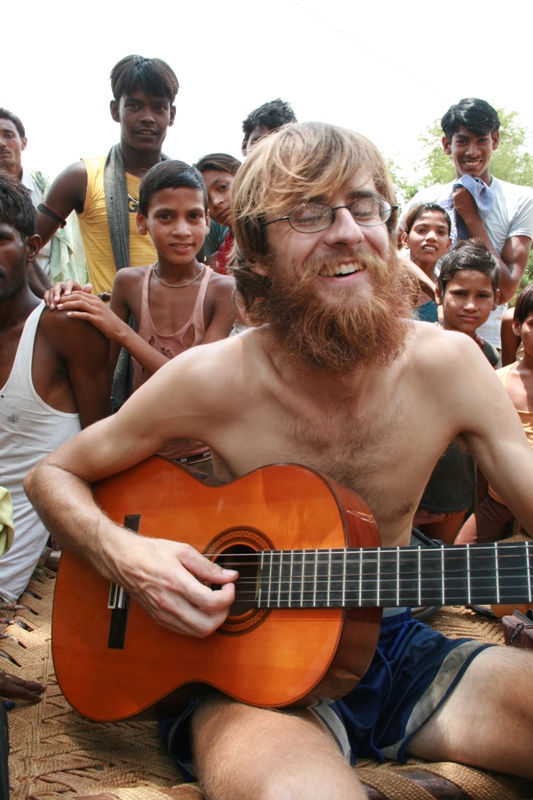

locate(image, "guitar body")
[[52, 457, 382, 722]]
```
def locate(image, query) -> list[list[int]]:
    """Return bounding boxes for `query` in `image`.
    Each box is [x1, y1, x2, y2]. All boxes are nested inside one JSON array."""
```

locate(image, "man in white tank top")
[[0, 174, 110, 606]]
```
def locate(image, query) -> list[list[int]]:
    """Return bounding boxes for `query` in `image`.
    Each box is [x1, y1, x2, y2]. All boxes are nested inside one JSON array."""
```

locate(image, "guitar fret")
[[377, 549, 397, 606], [419, 549, 443, 606], [526, 547, 532, 603], [418, 547, 421, 607], [396, 548, 400, 606], [314, 550, 326, 607], [327, 551, 331, 607], [358, 550, 363, 606], [495, 544, 500, 604], [376, 550, 381, 606], [441, 548, 445, 605], [467, 545, 472, 605], [342, 550, 347, 606]]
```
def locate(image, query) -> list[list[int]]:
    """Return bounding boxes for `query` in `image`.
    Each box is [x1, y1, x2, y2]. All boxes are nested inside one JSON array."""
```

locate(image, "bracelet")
[[37, 202, 67, 229]]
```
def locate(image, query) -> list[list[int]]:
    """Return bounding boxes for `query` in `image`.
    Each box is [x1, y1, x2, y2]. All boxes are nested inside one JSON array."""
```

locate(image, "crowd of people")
[[2, 52, 533, 798]]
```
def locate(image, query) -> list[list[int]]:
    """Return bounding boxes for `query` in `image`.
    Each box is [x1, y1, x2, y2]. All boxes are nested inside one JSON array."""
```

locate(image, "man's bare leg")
[[408, 646, 533, 778], [191, 694, 366, 800]]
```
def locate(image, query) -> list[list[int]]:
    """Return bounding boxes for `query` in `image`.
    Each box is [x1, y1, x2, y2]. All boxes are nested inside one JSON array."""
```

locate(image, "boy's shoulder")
[[113, 265, 151, 288], [206, 266, 235, 294]]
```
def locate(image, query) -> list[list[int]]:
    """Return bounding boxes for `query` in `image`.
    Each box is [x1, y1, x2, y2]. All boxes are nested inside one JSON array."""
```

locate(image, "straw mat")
[[3, 559, 533, 800]]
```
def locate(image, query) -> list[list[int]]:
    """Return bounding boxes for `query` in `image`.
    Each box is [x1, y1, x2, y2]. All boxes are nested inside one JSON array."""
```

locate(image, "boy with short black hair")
[[35, 54, 179, 298], [55, 161, 236, 472], [456, 283, 533, 544], [436, 240, 500, 366], [241, 98, 297, 155], [401, 97, 533, 350]]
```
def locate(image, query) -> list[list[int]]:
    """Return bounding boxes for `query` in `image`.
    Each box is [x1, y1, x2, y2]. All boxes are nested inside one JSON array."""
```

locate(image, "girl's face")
[[201, 169, 235, 227], [402, 211, 451, 271]]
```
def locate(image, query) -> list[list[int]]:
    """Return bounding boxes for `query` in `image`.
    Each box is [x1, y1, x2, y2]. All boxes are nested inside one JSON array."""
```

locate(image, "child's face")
[[436, 270, 498, 336], [514, 312, 533, 358], [201, 170, 235, 227], [137, 187, 209, 268], [401, 211, 451, 271]]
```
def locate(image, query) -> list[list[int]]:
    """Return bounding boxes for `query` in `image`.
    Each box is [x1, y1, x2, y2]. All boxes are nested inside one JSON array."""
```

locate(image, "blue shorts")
[[318, 609, 489, 765], [160, 609, 489, 780]]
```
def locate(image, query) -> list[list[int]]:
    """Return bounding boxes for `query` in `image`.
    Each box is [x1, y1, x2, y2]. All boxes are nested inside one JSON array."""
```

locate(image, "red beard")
[[262, 248, 413, 373]]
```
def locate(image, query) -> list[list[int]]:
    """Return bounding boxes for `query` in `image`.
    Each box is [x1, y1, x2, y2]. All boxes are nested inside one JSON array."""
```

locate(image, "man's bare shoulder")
[[404, 320, 502, 401], [39, 305, 108, 354]]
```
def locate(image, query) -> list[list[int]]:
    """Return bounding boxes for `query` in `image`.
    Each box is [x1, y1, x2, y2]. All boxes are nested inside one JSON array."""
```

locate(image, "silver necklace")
[[152, 263, 205, 288]]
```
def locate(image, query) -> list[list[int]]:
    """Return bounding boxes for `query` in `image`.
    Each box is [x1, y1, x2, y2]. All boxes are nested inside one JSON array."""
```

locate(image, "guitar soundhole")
[[206, 528, 272, 637]]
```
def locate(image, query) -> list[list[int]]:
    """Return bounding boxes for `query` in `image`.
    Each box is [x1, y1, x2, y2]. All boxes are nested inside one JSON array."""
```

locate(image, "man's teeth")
[[319, 263, 362, 277]]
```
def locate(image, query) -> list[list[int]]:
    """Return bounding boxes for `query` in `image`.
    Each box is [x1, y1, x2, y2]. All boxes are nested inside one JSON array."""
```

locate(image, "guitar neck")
[[256, 541, 533, 608]]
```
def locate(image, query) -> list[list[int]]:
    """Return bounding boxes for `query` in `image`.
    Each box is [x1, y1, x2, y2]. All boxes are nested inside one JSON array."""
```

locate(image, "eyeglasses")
[[265, 194, 398, 233]]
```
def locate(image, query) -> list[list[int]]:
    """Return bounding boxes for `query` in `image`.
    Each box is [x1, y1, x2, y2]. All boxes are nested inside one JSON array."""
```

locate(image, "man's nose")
[[325, 207, 365, 244]]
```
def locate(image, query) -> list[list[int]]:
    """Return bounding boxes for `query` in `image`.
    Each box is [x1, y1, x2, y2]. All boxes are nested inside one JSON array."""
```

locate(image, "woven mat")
[[2, 560, 533, 800]]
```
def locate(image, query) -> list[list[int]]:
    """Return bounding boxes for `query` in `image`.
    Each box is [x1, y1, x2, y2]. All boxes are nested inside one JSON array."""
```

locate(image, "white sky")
[[5, 0, 533, 185]]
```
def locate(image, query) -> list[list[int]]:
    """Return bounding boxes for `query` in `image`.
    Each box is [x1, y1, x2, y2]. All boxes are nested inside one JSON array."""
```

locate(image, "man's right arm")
[[36, 161, 88, 245], [31, 161, 89, 297], [24, 354, 238, 637]]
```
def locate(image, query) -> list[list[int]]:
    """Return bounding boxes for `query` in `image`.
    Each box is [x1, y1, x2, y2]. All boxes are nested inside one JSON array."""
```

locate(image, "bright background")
[[5, 0, 533, 183]]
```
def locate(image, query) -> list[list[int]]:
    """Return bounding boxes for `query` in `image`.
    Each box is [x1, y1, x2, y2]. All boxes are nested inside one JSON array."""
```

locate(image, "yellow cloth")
[[489, 363, 533, 504], [78, 156, 157, 295], [0, 487, 14, 556]]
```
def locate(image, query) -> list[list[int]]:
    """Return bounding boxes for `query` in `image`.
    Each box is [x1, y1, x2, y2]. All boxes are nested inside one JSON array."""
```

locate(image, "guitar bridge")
[[107, 514, 140, 649]]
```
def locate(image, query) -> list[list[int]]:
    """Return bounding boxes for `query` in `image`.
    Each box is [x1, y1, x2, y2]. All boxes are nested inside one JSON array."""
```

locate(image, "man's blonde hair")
[[231, 121, 397, 266]]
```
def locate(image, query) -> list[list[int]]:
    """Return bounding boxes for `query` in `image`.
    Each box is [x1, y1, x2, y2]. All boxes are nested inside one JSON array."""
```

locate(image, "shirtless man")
[[26, 123, 533, 799], [0, 174, 109, 605]]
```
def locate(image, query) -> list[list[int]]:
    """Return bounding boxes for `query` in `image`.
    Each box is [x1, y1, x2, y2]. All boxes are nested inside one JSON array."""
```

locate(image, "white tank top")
[[0, 303, 81, 603]]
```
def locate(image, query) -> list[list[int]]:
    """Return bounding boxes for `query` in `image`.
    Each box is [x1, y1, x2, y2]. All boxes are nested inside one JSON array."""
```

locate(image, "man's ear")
[[136, 210, 148, 236], [169, 105, 176, 127], [435, 285, 444, 306], [442, 135, 452, 155], [492, 288, 500, 310], [491, 130, 500, 152], [25, 234, 42, 263], [110, 100, 120, 123], [21, 136, 28, 153]]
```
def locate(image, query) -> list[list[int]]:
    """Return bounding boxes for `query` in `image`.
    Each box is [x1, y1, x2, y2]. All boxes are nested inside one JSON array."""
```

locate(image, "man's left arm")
[[452, 342, 533, 531], [53, 315, 111, 427], [452, 187, 532, 303]]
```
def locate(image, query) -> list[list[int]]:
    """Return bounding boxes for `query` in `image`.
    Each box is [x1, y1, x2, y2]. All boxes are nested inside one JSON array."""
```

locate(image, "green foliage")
[[386, 158, 418, 206]]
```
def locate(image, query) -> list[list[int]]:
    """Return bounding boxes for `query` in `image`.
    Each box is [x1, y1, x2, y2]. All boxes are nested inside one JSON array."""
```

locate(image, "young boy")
[[35, 55, 179, 298], [436, 240, 500, 365], [456, 283, 533, 543], [414, 240, 500, 543], [56, 161, 236, 472]]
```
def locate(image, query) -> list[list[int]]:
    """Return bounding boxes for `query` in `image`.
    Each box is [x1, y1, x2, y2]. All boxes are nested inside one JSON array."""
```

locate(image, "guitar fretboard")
[[255, 542, 533, 608]]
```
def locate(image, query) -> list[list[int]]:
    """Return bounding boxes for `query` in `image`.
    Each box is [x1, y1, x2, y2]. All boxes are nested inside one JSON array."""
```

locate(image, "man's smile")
[[318, 262, 364, 278]]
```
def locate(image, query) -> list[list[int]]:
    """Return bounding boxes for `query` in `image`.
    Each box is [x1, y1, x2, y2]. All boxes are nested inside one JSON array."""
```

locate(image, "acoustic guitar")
[[52, 456, 533, 722]]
